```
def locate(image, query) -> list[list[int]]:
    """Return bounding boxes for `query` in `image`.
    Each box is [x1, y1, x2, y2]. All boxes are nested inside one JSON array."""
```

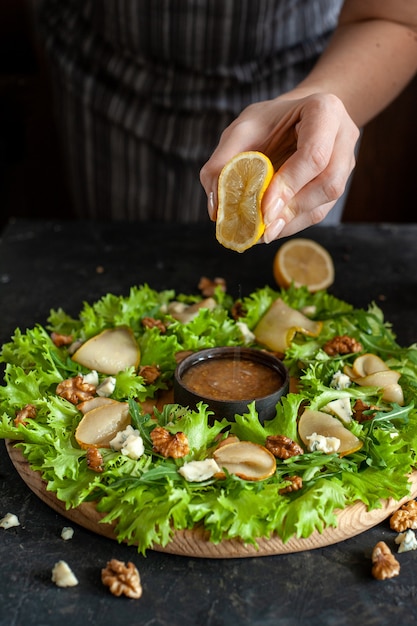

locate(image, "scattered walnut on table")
[[86, 447, 104, 473], [390, 500, 417, 532], [14, 403, 37, 426], [139, 364, 161, 385], [141, 317, 167, 333], [265, 435, 304, 459], [323, 335, 363, 356], [50, 331, 74, 347], [198, 276, 226, 297], [101, 559, 142, 599], [56, 374, 96, 405], [371, 541, 400, 580], [279, 475, 303, 495], [151, 426, 190, 458]]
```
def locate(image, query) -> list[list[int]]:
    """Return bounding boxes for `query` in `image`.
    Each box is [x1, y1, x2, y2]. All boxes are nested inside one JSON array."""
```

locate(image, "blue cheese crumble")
[[395, 529, 417, 553], [306, 433, 341, 454], [179, 459, 220, 482], [330, 371, 352, 390], [110, 425, 145, 460]]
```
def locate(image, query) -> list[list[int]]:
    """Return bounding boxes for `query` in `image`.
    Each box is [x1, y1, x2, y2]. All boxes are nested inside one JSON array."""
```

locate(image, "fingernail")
[[208, 191, 215, 219], [264, 198, 284, 227], [264, 218, 285, 244]]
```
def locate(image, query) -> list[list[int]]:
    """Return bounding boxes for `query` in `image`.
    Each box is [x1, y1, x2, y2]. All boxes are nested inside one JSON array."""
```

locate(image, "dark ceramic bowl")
[[174, 346, 289, 423]]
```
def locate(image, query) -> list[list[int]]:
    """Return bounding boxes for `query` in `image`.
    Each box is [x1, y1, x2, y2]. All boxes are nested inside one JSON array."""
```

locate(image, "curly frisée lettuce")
[[1, 283, 417, 555]]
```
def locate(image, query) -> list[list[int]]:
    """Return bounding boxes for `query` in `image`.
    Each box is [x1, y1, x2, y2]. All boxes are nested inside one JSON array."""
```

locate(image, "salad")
[[1, 282, 417, 555]]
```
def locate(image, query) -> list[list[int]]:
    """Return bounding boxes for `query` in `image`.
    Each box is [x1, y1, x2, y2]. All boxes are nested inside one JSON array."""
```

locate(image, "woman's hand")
[[200, 92, 360, 242]]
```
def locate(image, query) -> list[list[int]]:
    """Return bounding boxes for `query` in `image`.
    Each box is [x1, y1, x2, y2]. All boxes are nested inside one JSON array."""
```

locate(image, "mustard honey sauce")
[[181, 356, 284, 401]]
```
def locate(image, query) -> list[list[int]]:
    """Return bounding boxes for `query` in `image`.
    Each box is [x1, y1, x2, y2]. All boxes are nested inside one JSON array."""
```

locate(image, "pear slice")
[[72, 326, 140, 375], [77, 396, 118, 415], [253, 298, 322, 353], [212, 441, 276, 481], [352, 353, 389, 378], [346, 353, 404, 406], [75, 401, 130, 449], [298, 409, 362, 457], [381, 383, 404, 405], [343, 365, 356, 380], [167, 297, 216, 323], [355, 369, 401, 388]]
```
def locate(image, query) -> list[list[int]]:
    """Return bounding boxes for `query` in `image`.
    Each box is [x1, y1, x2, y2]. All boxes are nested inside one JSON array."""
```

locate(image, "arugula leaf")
[[366, 403, 411, 434]]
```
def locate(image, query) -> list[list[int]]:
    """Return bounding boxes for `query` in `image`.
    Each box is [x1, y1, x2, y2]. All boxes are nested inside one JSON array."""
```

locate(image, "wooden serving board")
[[7, 441, 417, 559]]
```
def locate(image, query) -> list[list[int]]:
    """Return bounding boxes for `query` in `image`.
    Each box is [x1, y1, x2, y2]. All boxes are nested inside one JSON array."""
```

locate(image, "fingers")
[[262, 96, 359, 242], [263, 146, 356, 242], [259, 198, 336, 244], [275, 200, 336, 238]]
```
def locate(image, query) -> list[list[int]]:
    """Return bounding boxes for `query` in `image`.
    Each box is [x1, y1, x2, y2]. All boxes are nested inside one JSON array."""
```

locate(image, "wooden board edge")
[[6, 440, 417, 559]]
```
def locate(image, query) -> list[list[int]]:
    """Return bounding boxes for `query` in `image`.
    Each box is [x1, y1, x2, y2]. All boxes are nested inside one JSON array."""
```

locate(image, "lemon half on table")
[[273, 238, 335, 292], [216, 151, 274, 253]]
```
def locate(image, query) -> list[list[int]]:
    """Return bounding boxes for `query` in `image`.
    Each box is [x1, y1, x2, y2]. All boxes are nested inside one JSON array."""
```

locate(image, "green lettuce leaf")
[[1, 283, 417, 555]]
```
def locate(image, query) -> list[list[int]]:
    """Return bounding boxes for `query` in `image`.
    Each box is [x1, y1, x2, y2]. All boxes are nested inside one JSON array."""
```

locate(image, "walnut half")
[[323, 335, 363, 356], [141, 317, 166, 333], [86, 447, 104, 473], [390, 499, 417, 532], [14, 404, 37, 426], [101, 559, 142, 599], [371, 541, 400, 580], [51, 331, 73, 347], [198, 276, 226, 297], [279, 475, 303, 495], [139, 364, 161, 385], [151, 426, 190, 458], [265, 435, 304, 459], [56, 375, 96, 405]]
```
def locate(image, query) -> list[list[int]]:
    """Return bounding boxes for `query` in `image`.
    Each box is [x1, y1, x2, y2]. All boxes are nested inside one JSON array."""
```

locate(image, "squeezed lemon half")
[[216, 151, 274, 253]]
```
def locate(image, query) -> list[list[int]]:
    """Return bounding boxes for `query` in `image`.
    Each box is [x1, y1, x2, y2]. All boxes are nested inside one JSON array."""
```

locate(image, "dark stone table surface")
[[1, 219, 417, 626]]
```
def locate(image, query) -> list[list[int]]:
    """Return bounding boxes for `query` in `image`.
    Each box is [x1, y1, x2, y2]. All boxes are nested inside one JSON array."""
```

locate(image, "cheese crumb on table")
[[51, 561, 79, 587], [0, 512, 20, 529], [61, 526, 74, 541]]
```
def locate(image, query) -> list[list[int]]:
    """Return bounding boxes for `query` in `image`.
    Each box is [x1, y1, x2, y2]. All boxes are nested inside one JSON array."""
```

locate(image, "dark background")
[[1, 0, 417, 233]]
